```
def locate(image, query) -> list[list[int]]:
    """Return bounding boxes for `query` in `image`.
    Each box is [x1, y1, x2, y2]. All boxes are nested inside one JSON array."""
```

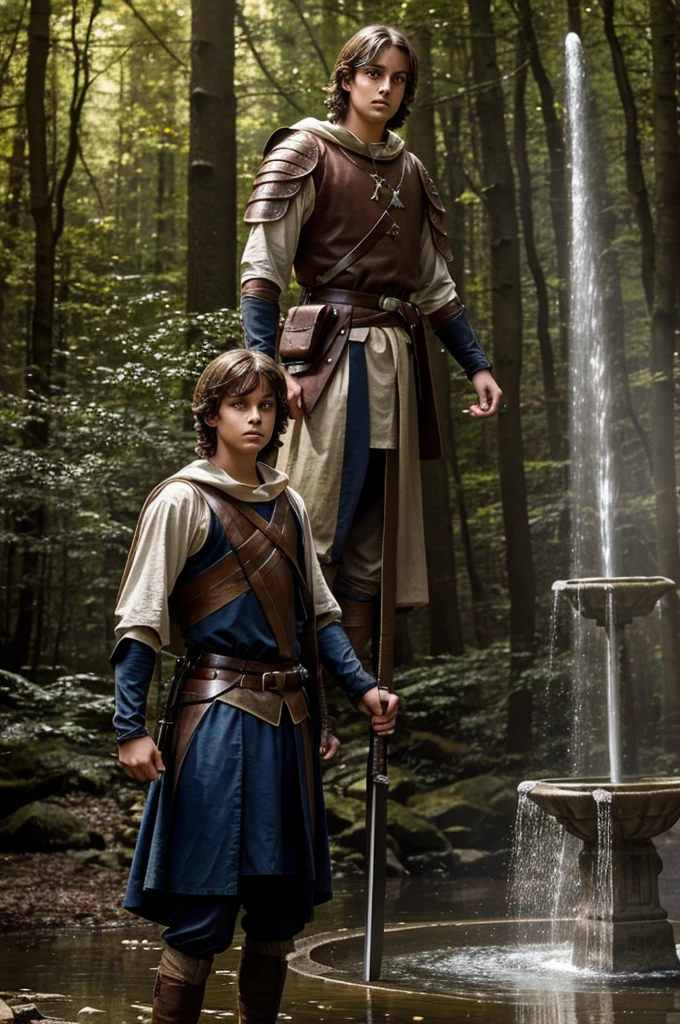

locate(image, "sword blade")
[[363, 729, 389, 982]]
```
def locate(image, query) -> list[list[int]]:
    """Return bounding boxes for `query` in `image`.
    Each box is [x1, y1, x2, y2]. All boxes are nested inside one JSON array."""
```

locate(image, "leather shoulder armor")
[[244, 128, 320, 225], [412, 154, 453, 263]]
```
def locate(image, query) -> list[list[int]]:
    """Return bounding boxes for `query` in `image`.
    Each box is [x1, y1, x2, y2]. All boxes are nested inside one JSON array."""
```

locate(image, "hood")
[[291, 116, 404, 161], [171, 459, 289, 504]]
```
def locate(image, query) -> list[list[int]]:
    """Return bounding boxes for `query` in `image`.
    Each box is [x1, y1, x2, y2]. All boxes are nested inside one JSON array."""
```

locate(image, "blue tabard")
[[122, 499, 332, 925]]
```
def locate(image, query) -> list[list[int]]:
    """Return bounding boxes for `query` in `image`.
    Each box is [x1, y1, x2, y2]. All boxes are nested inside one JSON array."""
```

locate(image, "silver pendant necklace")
[[338, 148, 406, 238]]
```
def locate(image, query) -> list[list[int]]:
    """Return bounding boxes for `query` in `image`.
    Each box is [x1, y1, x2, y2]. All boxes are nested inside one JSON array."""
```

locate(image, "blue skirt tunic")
[[121, 499, 332, 926]]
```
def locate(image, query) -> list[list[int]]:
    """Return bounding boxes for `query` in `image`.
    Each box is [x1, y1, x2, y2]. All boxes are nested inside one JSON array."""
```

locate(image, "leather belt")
[[307, 287, 463, 322], [183, 652, 307, 696]]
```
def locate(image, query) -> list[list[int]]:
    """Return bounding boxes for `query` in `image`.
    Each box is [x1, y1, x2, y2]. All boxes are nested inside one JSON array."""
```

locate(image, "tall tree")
[[407, 21, 464, 655], [468, 0, 536, 671], [187, 0, 237, 314], [649, 0, 680, 748], [513, 31, 563, 460], [602, 0, 655, 313], [516, 0, 570, 363]]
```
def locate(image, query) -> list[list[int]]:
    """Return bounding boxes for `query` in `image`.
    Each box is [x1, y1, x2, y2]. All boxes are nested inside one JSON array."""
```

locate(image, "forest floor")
[[0, 792, 129, 933]]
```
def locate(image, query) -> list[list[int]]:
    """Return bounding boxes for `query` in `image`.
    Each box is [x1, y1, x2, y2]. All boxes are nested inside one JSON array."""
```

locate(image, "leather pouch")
[[279, 303, 338, 368]]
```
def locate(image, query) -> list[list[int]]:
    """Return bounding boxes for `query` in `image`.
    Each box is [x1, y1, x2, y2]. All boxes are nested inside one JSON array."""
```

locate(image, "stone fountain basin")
[[528, 778, 680, 843], [552, 576, 675, 626]]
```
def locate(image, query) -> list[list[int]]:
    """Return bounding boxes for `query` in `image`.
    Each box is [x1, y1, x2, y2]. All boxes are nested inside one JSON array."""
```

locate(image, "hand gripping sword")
[[363, 450, 398, 982]]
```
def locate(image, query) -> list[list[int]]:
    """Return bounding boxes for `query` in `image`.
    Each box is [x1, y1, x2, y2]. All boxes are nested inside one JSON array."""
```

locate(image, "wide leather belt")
[[307, 286, 412, 312], [182, 652, 307, 696]]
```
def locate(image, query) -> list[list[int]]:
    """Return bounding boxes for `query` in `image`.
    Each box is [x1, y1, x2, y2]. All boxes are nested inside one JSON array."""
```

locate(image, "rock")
[[406, 730, 473, 760], [323, 792, 364, 836], [409, 775, 517, 849], [386, 803, 450, 854], [10, 1005, 45, 1023], [0, 999, 12, 1023], [451, 847, 510, 877], [406, 849, 461, 875], [0, 801, 105, 852], [346, 768, 415, 804], [386, 847, 409, 876], [0, 739, 75, 814], [77, 1008, 106, 1015]]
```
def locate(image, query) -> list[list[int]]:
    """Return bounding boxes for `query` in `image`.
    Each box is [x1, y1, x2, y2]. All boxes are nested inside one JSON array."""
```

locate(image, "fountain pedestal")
[[529, 780, 680, 973]]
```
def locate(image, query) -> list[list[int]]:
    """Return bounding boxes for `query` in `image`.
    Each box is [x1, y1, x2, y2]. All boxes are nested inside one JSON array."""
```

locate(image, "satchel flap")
[[280, 303, 336, 359]]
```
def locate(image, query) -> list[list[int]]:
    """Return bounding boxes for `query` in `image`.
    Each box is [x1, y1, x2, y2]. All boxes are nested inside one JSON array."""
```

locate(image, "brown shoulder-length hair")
[[324, 25, 419, 131], [192, 349, 290, 459]]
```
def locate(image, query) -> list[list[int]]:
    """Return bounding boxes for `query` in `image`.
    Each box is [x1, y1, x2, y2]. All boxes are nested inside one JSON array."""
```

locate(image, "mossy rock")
[[386, 803, 450, 854], [408, 788, 487, 830], [0, 801, 105, 852], [0, 739, 75, 814], [324, 791, 365, 836], [345, 768, 414, 804], [407, 731, 473, 760]]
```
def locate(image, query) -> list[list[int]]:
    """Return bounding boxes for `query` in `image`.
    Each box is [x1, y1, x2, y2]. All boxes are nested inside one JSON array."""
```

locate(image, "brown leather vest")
[[169, 485, 304, 661], [294, 140, 425, 296]]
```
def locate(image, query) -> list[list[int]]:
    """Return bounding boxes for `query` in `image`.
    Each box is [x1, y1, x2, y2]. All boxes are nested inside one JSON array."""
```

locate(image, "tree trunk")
[[187, 0, 237, 313], [4, 0, 53, 671], [567, 0, 582, 36], [516, 0, 570, 364], [602, 0, 655, 313], [468, 0, 536, 655], [513, 32, 563, 461], [407, 23, 464, 656], [439, 98, 489, 648], [650, 0, 680, 748]]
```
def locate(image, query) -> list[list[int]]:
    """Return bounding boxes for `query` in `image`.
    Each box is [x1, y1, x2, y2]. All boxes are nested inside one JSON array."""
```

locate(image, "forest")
[[0, 0, 678, 761]]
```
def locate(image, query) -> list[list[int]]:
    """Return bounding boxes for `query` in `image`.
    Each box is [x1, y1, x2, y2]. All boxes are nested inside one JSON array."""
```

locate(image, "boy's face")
[[205, 378, 277, 460], [344, 45, 409, 130]]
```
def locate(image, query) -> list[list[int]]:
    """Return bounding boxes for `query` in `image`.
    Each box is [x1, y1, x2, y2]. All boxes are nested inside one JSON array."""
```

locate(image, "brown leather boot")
[[152, 946, 211, 1024], [237, 938, 293, 1024], [152, 972, 206, 1024], [338, 598, 375, 662]]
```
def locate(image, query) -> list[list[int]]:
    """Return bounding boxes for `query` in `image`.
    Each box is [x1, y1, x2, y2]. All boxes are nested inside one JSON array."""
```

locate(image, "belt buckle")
[[262, 670, 287, 691], [379, 294, 400, 313]]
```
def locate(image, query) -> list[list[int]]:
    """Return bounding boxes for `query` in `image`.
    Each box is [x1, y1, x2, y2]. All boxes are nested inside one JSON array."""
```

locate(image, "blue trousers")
[[162, 876, 316, 959]]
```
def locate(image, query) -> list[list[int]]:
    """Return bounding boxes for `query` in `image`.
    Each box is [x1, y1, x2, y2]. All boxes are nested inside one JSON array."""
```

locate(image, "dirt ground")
[[0, 792, 131, 933]]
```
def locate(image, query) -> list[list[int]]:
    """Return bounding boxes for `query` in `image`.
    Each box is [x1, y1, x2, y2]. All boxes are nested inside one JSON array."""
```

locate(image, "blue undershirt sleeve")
[[435, 307, 492, 380], [241, 295, 280, 357], [317, 621, 375, 707], [112, 638, 157, 744]]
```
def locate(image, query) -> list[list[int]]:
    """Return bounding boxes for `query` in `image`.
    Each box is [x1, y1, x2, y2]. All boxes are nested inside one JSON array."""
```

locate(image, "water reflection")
[[4, 879, 680, 1022]]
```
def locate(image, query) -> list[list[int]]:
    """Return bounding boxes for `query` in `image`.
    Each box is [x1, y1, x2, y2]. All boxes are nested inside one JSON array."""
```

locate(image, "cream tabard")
[[241, 118, 460, 607]]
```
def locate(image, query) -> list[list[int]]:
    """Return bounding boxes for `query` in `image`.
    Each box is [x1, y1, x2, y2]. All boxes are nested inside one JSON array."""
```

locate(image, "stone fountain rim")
[[287, 917, 680, 996], [287, 918, 570, 998], [524, 776, 680, 796], [552, 575, 676, 590]]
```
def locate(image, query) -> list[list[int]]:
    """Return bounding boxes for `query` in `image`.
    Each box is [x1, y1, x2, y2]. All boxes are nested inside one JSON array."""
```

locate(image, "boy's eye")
[[260, 401, 272, 410], [232, 399, 245, 408]]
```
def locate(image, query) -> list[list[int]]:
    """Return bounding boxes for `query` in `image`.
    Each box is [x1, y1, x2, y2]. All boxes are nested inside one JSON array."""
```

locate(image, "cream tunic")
[[241, 119, 459, 607]]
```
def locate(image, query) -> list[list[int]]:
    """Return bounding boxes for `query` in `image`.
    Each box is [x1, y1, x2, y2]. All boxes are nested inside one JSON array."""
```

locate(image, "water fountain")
[[518, 34, 680, 975]]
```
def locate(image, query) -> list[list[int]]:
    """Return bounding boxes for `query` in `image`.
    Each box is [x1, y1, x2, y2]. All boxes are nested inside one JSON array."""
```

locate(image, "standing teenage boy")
[[113, 349, 398, 1024], [240, 24, 503, 653]]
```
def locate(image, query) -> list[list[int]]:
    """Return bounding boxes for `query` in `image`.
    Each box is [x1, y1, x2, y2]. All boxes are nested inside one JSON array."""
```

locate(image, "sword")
[[363, 694, 389, 982], [363, 449, 398, 982]]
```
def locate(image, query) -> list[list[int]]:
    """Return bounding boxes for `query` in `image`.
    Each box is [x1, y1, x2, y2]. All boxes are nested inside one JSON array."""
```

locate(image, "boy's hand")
[[320, 732, 341, 761], [284, 368, 303, 420], [118, 735, 165, 782], [357, 687, 399, 735]]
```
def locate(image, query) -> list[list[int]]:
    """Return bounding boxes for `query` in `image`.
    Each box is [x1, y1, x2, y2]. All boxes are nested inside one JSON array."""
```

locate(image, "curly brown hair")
[[192, 349, 290, 459], [324, 25, 419, 131]]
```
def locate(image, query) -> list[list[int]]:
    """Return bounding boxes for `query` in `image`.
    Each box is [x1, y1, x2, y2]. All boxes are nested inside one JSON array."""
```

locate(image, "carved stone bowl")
[[528, 778, 680, 844], [552, 577, 675, 627]]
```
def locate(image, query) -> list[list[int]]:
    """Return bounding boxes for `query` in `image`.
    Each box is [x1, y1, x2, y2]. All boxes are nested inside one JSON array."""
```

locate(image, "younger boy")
[[113, 349, 398, 1024]]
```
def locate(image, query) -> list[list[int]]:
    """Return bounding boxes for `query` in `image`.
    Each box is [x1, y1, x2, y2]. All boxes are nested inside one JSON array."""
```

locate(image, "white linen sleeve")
[[410, 220, 460, 315], [114, 483, 210, 650], [241, 178, 316, 292]]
